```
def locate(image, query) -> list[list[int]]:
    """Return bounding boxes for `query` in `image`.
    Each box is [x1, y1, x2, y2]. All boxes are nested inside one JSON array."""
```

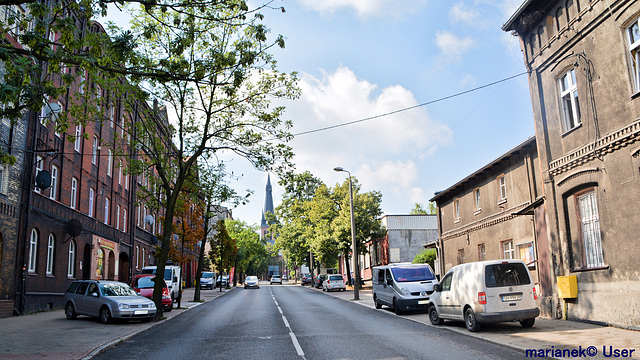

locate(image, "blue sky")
[[106, 0, 534, 227]]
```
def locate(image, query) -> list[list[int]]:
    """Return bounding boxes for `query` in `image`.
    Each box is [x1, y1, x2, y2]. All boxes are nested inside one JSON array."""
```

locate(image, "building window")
[[70, 177, 78, 209], [34, 156, 43, 193], [457, 249, 465, 265], [125, 174, 129, 190], [477, 243, 486, 261], [498, 175, 507, 201], [49, 165, 58, 200], [107, 149, 112, 177], [474, 188, 481, 212], [116, 205, 120, 230], [577, 190, 605, 268], [109, 107, 115, 128], [28, 229, 38, 272], [559, 68, 581, 132], [453, 199, 460, 221], [517, 242, 535, 266], [501, 239, 515, 259], [104, 198, 110, 224], [46, 234, 55, 275], [0, 165, 5, 194], [123, 209, 127, 233], [118, 161, 122, 185], [89, 188, 95, 217], [92, 136, 98, 165], [628, 18, 640, 92], [142, 248, 145, 268], [136, 245, 140, 270], [67, 240, 75, 277], [74, 124, 82, 152]]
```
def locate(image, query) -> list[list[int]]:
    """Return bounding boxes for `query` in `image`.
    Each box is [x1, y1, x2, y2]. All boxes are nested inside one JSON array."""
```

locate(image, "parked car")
[[323, 274, 346, 292], [301, 274, 313, 286], [141, 265, 181, 303], [314, 274, 328, 289], [428, 259, 540, 332], [200, 271, 215, 289], [372, 263, 437, 315], [282, 275, 288, 281], [244, 276, 260, 289], [270, 275, 282, 285], [132, 274, 172, 311], [216, 276, 229, 288], [64, 280, 156, 324]]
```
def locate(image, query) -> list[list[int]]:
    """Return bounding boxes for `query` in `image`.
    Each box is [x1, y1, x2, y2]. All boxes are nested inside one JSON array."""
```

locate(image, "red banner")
[[229, 267, 235, 284]]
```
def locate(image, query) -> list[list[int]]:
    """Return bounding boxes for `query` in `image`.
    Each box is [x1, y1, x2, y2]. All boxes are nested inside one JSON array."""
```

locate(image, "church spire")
[[260, 173, 275, 244]]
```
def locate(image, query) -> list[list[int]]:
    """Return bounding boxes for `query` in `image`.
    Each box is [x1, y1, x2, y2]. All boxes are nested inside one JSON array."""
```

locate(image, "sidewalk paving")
[[306, 284, 640, 360], [0, 287, 233, 360]]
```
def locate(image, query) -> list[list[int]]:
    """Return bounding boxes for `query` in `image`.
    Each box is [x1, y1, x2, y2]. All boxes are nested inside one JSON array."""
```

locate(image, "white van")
[[372, 263, 437, 315], [428, 259, 540, 332], [141, 265, 182, 302]]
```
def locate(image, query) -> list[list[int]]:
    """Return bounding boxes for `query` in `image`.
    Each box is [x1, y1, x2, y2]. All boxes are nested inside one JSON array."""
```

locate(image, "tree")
[[413, 248, 437, 270], [225, 219, 267, 281], [410, 202, 437, 215], [209, 219, 238, 289]]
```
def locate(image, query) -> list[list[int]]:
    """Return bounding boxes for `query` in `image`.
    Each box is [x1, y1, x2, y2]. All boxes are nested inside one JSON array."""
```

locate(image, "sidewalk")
[[308, 285, 639, 359], [0, 287, 233, 360]]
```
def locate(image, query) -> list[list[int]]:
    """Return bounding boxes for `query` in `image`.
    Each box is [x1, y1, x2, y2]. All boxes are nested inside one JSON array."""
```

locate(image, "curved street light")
[[333, 167, 359, 300]]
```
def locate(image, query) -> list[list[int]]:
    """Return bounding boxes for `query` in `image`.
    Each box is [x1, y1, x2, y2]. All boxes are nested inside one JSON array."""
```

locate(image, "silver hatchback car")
[[64, 280, 156, 324]]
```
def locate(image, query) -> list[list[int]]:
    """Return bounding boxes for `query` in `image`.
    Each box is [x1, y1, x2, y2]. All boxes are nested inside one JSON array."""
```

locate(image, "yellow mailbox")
[[557, 275, 578, 298]]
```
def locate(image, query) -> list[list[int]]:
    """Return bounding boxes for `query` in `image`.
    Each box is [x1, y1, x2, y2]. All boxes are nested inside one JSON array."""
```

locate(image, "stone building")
[[504, 0, 640, 327]]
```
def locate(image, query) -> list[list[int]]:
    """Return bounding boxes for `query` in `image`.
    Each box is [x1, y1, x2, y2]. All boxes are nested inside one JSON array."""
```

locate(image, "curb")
[[82, 287, 235, 359]]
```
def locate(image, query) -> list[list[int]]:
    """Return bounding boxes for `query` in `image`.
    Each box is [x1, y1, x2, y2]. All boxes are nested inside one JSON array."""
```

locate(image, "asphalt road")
[[93, 283, 528, 360]]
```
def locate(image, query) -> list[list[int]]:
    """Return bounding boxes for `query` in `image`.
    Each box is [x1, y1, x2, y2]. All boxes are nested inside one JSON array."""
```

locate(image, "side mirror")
[[386, 279, 393, 286], [90, 292, 99, 297], [433, 284, 441, 292]]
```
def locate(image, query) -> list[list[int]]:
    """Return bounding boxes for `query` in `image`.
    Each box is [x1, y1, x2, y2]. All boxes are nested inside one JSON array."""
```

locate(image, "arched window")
[[546, 15, 556, 39], [566, 0, 577, 21], [529, 33, 538, 56], [28, 229, 38, 272], [538, 25, 546, 49], [46, 234, 55, 275], [556, 6, 566, 31], [67, 240, 76, 277]]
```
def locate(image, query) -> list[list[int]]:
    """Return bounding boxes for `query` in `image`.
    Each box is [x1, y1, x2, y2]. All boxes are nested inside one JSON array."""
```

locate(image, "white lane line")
[[271, 289, 306, 359]]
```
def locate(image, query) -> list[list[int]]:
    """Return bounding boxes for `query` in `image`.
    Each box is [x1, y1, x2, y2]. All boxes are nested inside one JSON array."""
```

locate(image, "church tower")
[[260, 174, 275, 244]]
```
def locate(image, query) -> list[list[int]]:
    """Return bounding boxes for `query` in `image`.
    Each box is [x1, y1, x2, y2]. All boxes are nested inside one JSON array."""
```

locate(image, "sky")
[[106, 0, 534, 227]]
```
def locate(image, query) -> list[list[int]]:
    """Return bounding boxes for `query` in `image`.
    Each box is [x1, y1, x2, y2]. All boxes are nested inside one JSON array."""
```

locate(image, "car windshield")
[[485, 263, 531, 288], [100, 283, 137, 296], [135, 277, 156, 289], [329, 275, 342, 281], [201, 273, 213, 278], [272, 276, 280, 279], [246, 276, 258, 281], [391, 266, 436, 282]]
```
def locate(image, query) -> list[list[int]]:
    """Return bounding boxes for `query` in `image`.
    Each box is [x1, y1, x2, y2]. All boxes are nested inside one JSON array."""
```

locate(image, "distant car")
[[270, 275, 282, 285], [323, 274, 346, 292], [282, 275, 288, 281], [244, 276, 260, 289], [216, 276, 229, 288], [132, 274, 172, 311], [200, 272, 215, 289], [314, 274, 328, 289], [64, 280, 156, 324], [301, 274, 313, 286]]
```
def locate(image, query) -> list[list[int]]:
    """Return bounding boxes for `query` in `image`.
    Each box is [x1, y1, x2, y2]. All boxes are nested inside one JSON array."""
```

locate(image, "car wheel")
[[99, 306, 113, 324], [464, 307, 481, 332], [520, 318, 536, 328], [65, 302, 77, 320], [322, 287, 326, 292], [374, 296, 382, 309], [393, 299, 403, 315], [429, 305, 444, 325], [244, 286, 247, 289]]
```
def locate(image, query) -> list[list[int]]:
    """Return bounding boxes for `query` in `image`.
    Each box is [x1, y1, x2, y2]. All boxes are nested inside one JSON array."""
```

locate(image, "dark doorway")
[[83, 244, 91, 280]]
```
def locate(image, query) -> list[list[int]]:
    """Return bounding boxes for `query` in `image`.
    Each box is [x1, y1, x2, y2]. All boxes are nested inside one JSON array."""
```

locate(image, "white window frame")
[[70, 177, 78, 209], [142, 248, 145, 268], [577, 190, 605, 268], [453, 199, 460, 221], [116, 205, 120, 230], [627, 18, 640, 92], [89, 188, 95, 217], [123, 209, 127, 233], [92, 136, 98, 165], [559, 68, 581, 132], [118, 161, 122, 185], [502, 240, 515, 259], [0, 165, 5, 194], [136, 245, 140, 270], [46, 234, 55, 275], [74, 124, 82, 152], [34, 156, 43, 193], [107, 149, 112, 177], [498, 175, 507, 201], [28, 229, 38, 273], [104, 198, 110, 224], [474, 188, 481, 211], [49, 165, 58, 200], [67, 240, 75, 277]]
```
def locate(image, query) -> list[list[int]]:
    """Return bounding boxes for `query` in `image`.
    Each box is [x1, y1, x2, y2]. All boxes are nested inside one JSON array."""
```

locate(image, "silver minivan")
[[428, 259, 540, 332], [372, 263, 437, 315]]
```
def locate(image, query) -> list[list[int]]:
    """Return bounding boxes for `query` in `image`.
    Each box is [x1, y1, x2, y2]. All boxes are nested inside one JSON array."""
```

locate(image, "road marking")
[[270, 288, 306, 359]]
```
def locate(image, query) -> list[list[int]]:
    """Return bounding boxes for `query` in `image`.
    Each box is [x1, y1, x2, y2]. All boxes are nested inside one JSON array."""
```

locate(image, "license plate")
[[418, 300, 429, 305], [501, 295, 522, 302], [134, 310, 148, 315]]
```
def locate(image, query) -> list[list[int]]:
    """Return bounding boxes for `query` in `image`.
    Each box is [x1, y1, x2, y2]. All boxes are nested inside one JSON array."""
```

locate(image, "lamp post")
[[333, 167, 359, 300]]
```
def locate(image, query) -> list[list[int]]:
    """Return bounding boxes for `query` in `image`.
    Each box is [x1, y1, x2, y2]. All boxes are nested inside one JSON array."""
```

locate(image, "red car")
[[132, 274, 173, 311]]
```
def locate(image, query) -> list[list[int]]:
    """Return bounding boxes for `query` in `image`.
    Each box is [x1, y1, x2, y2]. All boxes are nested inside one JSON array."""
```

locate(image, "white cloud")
[[435, 31, 475, 62], [296, 0, 427, 18], [450, 3, 479, 25]]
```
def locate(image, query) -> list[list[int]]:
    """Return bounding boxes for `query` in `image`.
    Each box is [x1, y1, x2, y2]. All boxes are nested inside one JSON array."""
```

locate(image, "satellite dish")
[[66, 219, 83, 237], [36, 170, 52, 190], [144, 214, 155, 226], [44, 102, 61, 122]]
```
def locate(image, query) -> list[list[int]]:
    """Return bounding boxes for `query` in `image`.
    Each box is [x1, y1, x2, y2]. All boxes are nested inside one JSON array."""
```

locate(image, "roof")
[[502, 0, 534, 32], [430, 136, 535, 203]]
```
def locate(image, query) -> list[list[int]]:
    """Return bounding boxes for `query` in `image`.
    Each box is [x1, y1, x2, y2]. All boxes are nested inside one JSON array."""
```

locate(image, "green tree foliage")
[[413, 249, 437, 270], [410, 202, 437, 215], [209, 219, 238, 275], [225, 219, 268, 278]]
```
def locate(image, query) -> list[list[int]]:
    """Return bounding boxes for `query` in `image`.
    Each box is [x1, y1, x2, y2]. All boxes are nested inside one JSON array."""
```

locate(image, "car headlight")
[[150, 302, 156, 309], [400, 287, 411, 295], [119, 303, 130, 309]]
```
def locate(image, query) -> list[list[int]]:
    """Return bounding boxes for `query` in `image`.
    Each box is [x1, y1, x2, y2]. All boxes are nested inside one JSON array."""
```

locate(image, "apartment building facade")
[[504, 0, 640, 327]]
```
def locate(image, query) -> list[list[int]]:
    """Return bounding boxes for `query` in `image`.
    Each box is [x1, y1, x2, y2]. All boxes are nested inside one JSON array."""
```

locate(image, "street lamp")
[[333, 167, 359, 300]]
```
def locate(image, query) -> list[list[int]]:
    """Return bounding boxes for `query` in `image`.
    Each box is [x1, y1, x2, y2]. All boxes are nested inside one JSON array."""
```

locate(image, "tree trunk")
[[344, 251, 352, 286]]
